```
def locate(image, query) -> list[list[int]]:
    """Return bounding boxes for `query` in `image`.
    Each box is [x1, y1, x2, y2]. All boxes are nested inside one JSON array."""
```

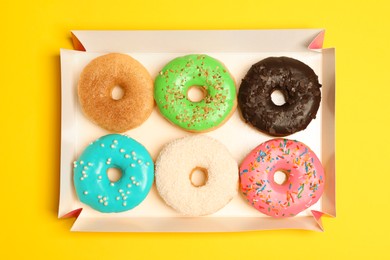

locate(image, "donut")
[[239, 138, 325, 218], [238, 57, 321, 136], [73, 134, 154, 213], [155, 135, 238, 216], [154, 54, 236, 132], [78, 53, 154, 133]]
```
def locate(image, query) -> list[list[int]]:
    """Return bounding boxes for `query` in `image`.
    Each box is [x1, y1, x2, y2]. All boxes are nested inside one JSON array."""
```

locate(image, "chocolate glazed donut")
[[238, 57, 321, 136]]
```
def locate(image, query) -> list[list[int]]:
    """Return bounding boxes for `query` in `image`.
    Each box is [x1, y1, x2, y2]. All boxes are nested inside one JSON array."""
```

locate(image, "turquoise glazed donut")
[[73, 134, 154, 213]]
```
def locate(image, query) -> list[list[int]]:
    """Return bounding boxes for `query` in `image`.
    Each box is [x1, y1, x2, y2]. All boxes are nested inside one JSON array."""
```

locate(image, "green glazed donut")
[[154, 54, 236, 132]]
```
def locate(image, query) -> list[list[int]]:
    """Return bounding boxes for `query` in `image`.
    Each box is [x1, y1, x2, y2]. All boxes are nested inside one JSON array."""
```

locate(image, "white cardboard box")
[[59, 29, 335, 232]]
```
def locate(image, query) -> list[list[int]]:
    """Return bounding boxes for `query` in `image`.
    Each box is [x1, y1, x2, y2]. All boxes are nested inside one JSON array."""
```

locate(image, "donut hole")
[[187, 86, 206, 102], [273, 170, 288, 185], [106, 167, 123, 182], [111, 86, 125, 100], [271, 89, 287, 106], [189, 167, 208, 187]]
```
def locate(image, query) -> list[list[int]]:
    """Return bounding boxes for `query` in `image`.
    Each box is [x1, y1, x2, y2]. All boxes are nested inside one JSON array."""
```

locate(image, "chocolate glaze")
[[238, 57, 321, 136]]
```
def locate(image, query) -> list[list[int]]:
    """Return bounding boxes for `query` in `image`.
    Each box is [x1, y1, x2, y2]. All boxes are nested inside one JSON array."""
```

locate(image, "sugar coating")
[[155, 135, 238, 216], [78, 53, 154, 133]]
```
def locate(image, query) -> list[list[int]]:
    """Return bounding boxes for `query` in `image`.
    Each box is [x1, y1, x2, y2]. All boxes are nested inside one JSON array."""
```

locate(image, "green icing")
[[154, 54, 236, 132]]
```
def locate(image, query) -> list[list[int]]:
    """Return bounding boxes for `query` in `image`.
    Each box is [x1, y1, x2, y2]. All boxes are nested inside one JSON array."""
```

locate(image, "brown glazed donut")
[[238, 57, 321, 136], [78, 53, 154, 132]]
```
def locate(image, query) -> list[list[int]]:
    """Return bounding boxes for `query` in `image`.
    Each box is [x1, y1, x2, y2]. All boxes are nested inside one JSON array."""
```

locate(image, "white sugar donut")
[[155, 135, 238, 216]]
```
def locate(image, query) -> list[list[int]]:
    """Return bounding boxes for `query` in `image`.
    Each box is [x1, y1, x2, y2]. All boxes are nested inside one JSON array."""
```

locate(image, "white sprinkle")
[[116, 196, 120, 200], [83, 174, 88, 178], [123, 196, 128, 200], [130, 163, 135, 167], [126, 191, 130, 194], [137, 160, 142, 164], [82, 171, 86, 174], [133, 157, 137, 160], [104, 202, 108, 206], [125, 154, 130, 158], [121, 193, 125, 197], [99, 199, 103, 203], [111, 144, 116, 148], [98, 195, 102, 199], [119, 189, 123, 193], [131, 151, 136, 156], [122, 202, 127, 206], [127, 184, 132, 188], [110, 183, 115, 186], [136, 182, 140, 186], [83, 191, 88, 195], [101, 144, 105, 147], [146, 162, 150, 166], [88, 162, 93, 166], [80, 177, 84, 181], [83, 166, 88, 170], [113, 140, 118, 144], [103, 197, 107, 201], [80, 161, 84, 165], [98, 176, 102, 180], [120, 149, 125, 153], [107, 158, 112, 161], [73, 164, 77, 168], [106, 161, 111, 165], [130, 176, 135, 180], [132, 181, 136, 184]]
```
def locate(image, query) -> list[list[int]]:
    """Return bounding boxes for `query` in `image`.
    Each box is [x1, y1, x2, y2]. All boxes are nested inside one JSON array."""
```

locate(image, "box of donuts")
[[59, 30, 335, 232]]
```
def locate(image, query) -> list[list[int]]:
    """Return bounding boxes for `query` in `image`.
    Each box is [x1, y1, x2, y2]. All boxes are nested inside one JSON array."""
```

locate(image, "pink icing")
[[240, 138, 325, 218]]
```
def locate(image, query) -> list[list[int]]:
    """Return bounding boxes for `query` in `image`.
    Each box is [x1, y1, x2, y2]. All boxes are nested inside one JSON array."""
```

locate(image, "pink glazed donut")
[[240, 138, 325, 218]]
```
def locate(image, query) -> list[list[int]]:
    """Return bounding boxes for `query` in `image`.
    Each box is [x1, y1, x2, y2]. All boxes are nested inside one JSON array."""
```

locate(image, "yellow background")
[[1, 0, 389, 259]]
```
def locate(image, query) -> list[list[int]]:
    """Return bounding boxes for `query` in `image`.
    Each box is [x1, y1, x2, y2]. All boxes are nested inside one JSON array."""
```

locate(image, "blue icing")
[[73, 134, 154, 213]]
